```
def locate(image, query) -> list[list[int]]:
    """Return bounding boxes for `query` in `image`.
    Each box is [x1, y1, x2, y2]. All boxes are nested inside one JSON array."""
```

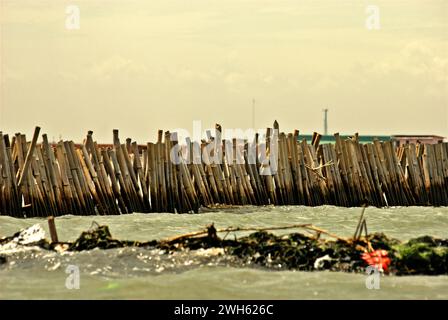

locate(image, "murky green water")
[[1, 206, 448, 299]]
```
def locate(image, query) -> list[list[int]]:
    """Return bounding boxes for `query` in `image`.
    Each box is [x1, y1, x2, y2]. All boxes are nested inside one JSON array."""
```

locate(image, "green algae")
[[392, 237, 448, 275]]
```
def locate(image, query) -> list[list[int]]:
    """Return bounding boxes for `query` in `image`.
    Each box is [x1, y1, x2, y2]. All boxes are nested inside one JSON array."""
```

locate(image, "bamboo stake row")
[[0, 123, 447, 217]]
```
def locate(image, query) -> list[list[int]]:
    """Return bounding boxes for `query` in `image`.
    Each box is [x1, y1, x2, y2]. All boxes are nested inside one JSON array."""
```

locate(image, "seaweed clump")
[[68, 224, 157, 251], [226, 231, 366, 272], [157, 227, 448, 275], [1, 223, 447, 276]]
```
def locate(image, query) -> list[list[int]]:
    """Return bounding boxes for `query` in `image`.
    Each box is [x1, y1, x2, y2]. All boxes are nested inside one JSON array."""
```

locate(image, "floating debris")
[[0, 224, 48, 254], [1, 223, 446, 276]]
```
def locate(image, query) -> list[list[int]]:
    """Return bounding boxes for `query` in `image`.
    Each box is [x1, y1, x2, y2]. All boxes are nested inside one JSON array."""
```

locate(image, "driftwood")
[[162, 223, 348, 244]]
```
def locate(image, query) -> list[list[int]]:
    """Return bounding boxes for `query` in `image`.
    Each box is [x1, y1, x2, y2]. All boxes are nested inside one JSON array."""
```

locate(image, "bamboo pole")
[[17, 126, 41, 188]]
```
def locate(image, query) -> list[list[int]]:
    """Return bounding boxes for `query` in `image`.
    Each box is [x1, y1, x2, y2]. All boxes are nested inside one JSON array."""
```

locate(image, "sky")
[[0, 0, 447, 143]]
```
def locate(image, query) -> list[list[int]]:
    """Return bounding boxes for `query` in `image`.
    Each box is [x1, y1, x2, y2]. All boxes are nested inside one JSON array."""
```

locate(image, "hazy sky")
[[1, 0, 447, 142]]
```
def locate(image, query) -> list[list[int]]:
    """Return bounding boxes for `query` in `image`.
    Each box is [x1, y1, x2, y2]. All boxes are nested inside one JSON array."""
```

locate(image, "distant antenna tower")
[[323, 108, 329, 136]]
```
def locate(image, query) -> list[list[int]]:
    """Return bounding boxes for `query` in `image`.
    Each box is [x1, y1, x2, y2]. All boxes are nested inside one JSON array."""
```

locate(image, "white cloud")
[[89, 55, 148, 80]]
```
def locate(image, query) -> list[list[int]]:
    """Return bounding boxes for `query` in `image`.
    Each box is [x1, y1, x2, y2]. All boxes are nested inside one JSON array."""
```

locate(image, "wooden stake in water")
[[353, 202, 368, 240], [48, 216, 59, 243]]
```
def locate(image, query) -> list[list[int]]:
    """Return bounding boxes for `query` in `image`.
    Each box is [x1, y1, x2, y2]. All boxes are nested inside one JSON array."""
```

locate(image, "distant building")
[[391, 135, 446, 147], [297, 134, 391, 144]]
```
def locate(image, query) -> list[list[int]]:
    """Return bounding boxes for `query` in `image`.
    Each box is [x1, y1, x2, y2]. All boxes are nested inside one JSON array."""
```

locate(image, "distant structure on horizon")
[[391, 135, 447, 147], [322, 108, 329, 136], [297, 134, 390, 145]]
